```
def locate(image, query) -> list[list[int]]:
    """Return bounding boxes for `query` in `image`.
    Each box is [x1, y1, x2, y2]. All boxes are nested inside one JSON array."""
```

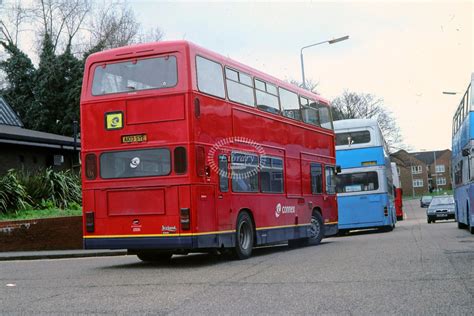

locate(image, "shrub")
[[0, 170, 31, 214], [19, 168, 82, 209]]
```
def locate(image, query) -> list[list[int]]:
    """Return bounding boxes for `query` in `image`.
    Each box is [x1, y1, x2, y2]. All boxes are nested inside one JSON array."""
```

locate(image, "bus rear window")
[[336, 131, 371, 146], [92, 56, 177, 96], [100, 148, 171, 179], [336, 172, 379, 193]]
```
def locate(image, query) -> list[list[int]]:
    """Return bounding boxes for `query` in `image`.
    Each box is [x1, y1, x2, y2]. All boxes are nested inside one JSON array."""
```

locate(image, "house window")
[[413, 179, 424, 187], [435, 165, 445, 173], [411, 165, 422, 174], [436, 177, 447, 186]]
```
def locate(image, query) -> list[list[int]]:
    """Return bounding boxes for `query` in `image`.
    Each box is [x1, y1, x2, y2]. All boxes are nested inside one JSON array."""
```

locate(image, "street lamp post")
[[300, 35, 349, 89]]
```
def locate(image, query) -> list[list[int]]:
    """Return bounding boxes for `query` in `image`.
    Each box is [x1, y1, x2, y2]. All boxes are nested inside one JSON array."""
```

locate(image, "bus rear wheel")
[[136, 251, 172, 263], [233, 211, 254, 260]]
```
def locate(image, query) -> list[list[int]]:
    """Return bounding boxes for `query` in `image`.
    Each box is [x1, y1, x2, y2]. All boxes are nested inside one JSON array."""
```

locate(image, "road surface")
[[1, 199, 473, 314]]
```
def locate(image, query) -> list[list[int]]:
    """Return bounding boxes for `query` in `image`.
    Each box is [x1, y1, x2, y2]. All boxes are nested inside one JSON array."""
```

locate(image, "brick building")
[[0, 97, 80, 175], [391, 149, 452, 196]]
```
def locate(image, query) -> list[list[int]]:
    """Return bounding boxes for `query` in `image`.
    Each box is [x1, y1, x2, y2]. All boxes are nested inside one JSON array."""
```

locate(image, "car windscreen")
[[100, 149, 171, 179], [421, 196, 433, 202], [92, 56, 177, 95], [430, 196, 454, 205]]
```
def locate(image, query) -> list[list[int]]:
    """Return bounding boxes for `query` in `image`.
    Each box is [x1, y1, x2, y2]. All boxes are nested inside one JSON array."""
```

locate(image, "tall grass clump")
[[19, 168, 82, 209], [0, 170, 31, 214]]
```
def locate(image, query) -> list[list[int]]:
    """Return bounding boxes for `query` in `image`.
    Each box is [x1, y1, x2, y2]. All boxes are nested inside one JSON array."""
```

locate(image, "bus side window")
[[325, 166, 337, 194], [279, 87, 302, 121], [310, 163, 323, 194], [218, 155, 228, 192], [196, 56, 225, 98]]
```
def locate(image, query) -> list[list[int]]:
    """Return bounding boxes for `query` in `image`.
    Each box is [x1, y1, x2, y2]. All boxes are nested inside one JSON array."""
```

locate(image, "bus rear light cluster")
[[85, 154, 97, 180], [384, 206, 388, 216], [85, 211, 95, 233], [180, 208, 190, 230]]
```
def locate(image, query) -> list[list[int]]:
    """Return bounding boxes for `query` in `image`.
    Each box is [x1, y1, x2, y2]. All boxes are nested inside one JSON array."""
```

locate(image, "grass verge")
[[0, 208, 82, 222]]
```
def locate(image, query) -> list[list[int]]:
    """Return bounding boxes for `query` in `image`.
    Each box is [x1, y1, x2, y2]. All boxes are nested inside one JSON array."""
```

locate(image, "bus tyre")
[[470, 226, 474, 234], [233, 212, 254, 260], [457, 222, 465, 229], [136, 252, 172, 263], [308, 212, 324, 245]]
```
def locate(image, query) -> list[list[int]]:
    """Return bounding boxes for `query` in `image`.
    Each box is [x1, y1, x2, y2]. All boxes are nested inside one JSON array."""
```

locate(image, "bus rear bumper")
[[324, 223, 338, 237], [84, 233, 235, 250], [84, 236, 195, 250]]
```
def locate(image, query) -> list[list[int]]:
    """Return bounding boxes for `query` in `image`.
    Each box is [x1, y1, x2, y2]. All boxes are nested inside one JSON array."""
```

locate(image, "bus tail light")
[[196, 146, 205, 177], [85, 154, 97, 180], [384, 206, 388, 216], [85, 211, 95, 233], [180, 208, 190, 230]]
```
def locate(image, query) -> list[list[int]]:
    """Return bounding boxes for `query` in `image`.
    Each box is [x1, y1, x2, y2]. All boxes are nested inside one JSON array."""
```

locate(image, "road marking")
[[6, 284, 16, 287]]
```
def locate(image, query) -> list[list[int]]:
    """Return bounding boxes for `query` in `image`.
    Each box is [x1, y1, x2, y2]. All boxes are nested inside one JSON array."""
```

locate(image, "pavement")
[[0, 249, 126, 261], [0, 199, 473, 314]]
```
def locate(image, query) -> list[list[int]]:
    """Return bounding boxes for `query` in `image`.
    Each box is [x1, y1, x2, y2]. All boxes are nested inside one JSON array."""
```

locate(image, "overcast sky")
[[133, 0, 473, 151]]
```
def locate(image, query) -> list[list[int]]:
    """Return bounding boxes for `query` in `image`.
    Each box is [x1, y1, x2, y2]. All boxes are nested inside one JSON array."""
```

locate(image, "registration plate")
[[122, 134, 147, 143], [437, 213, 448, 217]]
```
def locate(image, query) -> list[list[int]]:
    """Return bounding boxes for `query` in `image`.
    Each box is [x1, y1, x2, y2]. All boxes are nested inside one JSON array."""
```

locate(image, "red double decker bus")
[[80, 41, 338, 261]]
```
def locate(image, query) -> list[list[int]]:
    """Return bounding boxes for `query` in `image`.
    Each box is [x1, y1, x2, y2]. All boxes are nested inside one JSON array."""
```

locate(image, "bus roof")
[[85, 40, 328, 104], [333, 118, 379, 131]]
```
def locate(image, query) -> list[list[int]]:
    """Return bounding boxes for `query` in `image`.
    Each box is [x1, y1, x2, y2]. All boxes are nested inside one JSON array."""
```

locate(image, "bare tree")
[[27, 0, 92, 53], [0, 0, 31, 45], [331, 90, 404, 152], [137, 26, 164, 44], [1, 0, 164, 58], [61, 0, 91, 47], [87, 1, 140, 50], [288, 78, 319, 94]]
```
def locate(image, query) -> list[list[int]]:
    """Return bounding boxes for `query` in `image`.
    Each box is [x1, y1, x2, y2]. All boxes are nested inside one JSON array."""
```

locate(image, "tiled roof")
[[0, 124, 80, 147], [0, 96, 79, 148], [0, 96, 23, 127], [412, 150, 451, 165]]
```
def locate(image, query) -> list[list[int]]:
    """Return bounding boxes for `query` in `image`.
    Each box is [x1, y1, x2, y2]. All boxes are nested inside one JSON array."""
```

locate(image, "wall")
[[0, 143, 78, 175], [0, 216, 82, 251]]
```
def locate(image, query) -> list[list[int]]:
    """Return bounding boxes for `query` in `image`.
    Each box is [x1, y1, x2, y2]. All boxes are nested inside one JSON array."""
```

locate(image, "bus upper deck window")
[[91, 56, 177, 96]]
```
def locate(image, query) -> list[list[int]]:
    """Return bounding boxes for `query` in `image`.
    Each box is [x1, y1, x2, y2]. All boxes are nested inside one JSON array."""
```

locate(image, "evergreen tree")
[[56, 44, 84, 136], [0, 41, 36, 127]]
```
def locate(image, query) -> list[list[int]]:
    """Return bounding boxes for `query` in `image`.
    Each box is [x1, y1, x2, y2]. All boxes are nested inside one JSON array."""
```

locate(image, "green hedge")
[[0, 168, 82, 214]]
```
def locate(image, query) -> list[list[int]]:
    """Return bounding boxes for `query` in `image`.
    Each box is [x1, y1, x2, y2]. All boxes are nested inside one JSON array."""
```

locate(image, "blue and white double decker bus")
[[452, 73, 474, 234], [334, 119, 396, 233]]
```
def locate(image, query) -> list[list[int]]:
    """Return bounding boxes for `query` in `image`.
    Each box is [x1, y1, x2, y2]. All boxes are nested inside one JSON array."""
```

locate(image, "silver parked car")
[[427, 195, 455, 223]]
